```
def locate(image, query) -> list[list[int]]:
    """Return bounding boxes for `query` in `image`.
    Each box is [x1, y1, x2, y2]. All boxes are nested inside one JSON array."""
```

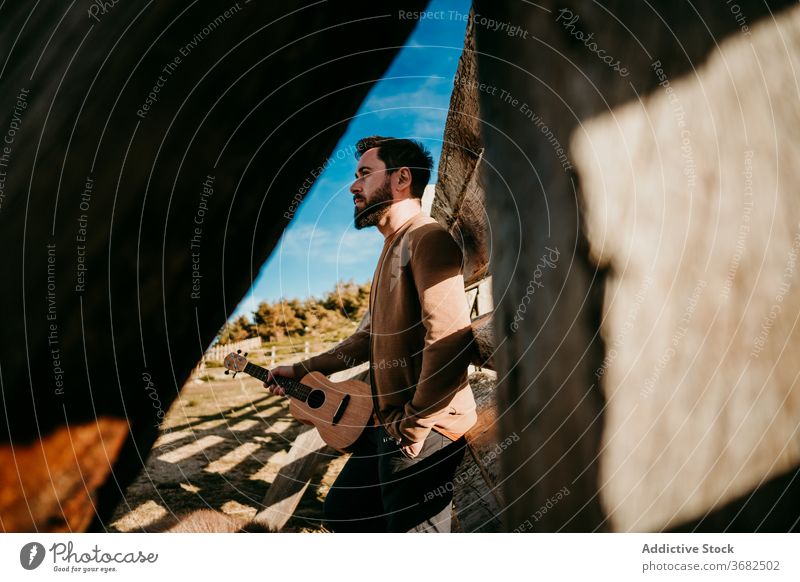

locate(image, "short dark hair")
[[355, 136, 434, 199]]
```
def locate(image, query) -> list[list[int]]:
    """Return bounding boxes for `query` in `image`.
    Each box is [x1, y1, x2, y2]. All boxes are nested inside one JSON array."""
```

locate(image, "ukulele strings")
[[244, 362, 312, 401]]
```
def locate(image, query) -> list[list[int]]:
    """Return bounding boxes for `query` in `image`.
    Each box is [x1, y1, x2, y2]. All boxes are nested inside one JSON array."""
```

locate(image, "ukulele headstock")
[[223, 350, 248, 375]]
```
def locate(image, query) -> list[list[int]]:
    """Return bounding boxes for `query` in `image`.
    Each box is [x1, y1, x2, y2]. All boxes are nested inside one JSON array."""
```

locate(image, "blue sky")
[[232, 0, 470, 319]]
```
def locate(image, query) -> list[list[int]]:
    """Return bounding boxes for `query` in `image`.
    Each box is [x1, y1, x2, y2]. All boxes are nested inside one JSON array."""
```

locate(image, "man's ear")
[[393, 167, 413, 196]]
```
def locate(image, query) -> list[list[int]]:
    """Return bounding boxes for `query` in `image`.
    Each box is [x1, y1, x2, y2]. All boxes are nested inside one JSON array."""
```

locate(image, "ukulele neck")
[[243, 362, 312, 402]]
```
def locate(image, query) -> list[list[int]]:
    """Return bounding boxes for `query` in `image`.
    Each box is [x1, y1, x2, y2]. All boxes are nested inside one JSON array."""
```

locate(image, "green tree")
[[322, 278, 370, 319], [217, 315, 254, 344], [275, 299, 303, 338], [253, 301, 279, 342], [217, 279, 372, 344]]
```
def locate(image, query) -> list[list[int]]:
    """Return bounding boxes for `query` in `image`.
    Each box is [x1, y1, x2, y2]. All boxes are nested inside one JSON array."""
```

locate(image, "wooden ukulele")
[[223, 351, 374, 451]]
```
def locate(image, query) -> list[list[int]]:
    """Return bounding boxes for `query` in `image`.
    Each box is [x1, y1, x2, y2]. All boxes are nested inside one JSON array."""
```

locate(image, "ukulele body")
[[288, 371, 374, 452]]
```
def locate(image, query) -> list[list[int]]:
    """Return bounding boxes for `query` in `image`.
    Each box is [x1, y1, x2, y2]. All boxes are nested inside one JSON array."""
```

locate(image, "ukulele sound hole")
[[306, 389, 325, 409]]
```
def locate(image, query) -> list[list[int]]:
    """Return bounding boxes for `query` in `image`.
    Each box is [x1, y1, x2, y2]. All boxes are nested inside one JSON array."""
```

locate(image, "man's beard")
[[354, 176, 393, 230]]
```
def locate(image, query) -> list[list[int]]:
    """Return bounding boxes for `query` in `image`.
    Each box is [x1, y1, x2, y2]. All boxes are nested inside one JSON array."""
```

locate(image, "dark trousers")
[[323, 425, 467, 532]]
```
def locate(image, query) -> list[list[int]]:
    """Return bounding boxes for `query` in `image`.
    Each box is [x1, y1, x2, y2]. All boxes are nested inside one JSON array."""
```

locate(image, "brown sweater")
[[293, 212, 477, 444]]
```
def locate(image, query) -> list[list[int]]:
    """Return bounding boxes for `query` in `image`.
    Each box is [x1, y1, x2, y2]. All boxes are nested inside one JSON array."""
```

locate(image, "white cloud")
[[360, 77, 452, 139], [276, 223, 382, 266]]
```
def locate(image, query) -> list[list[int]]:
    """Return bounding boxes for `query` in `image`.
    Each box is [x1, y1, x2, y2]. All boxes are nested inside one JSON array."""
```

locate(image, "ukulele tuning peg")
[[224, 370, 229, 375], [237, 349, 242, 354], [243, 352, 248, 357], [232, 372, 238, 379]]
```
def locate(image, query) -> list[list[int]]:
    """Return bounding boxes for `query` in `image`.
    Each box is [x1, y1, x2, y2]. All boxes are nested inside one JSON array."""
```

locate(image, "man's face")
[[350, 147, 394, 230]]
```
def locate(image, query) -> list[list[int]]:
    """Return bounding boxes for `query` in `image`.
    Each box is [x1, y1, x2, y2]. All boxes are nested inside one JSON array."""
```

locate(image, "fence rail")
[[196, 338, 313, 374], [203, 337, 263, 362]]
